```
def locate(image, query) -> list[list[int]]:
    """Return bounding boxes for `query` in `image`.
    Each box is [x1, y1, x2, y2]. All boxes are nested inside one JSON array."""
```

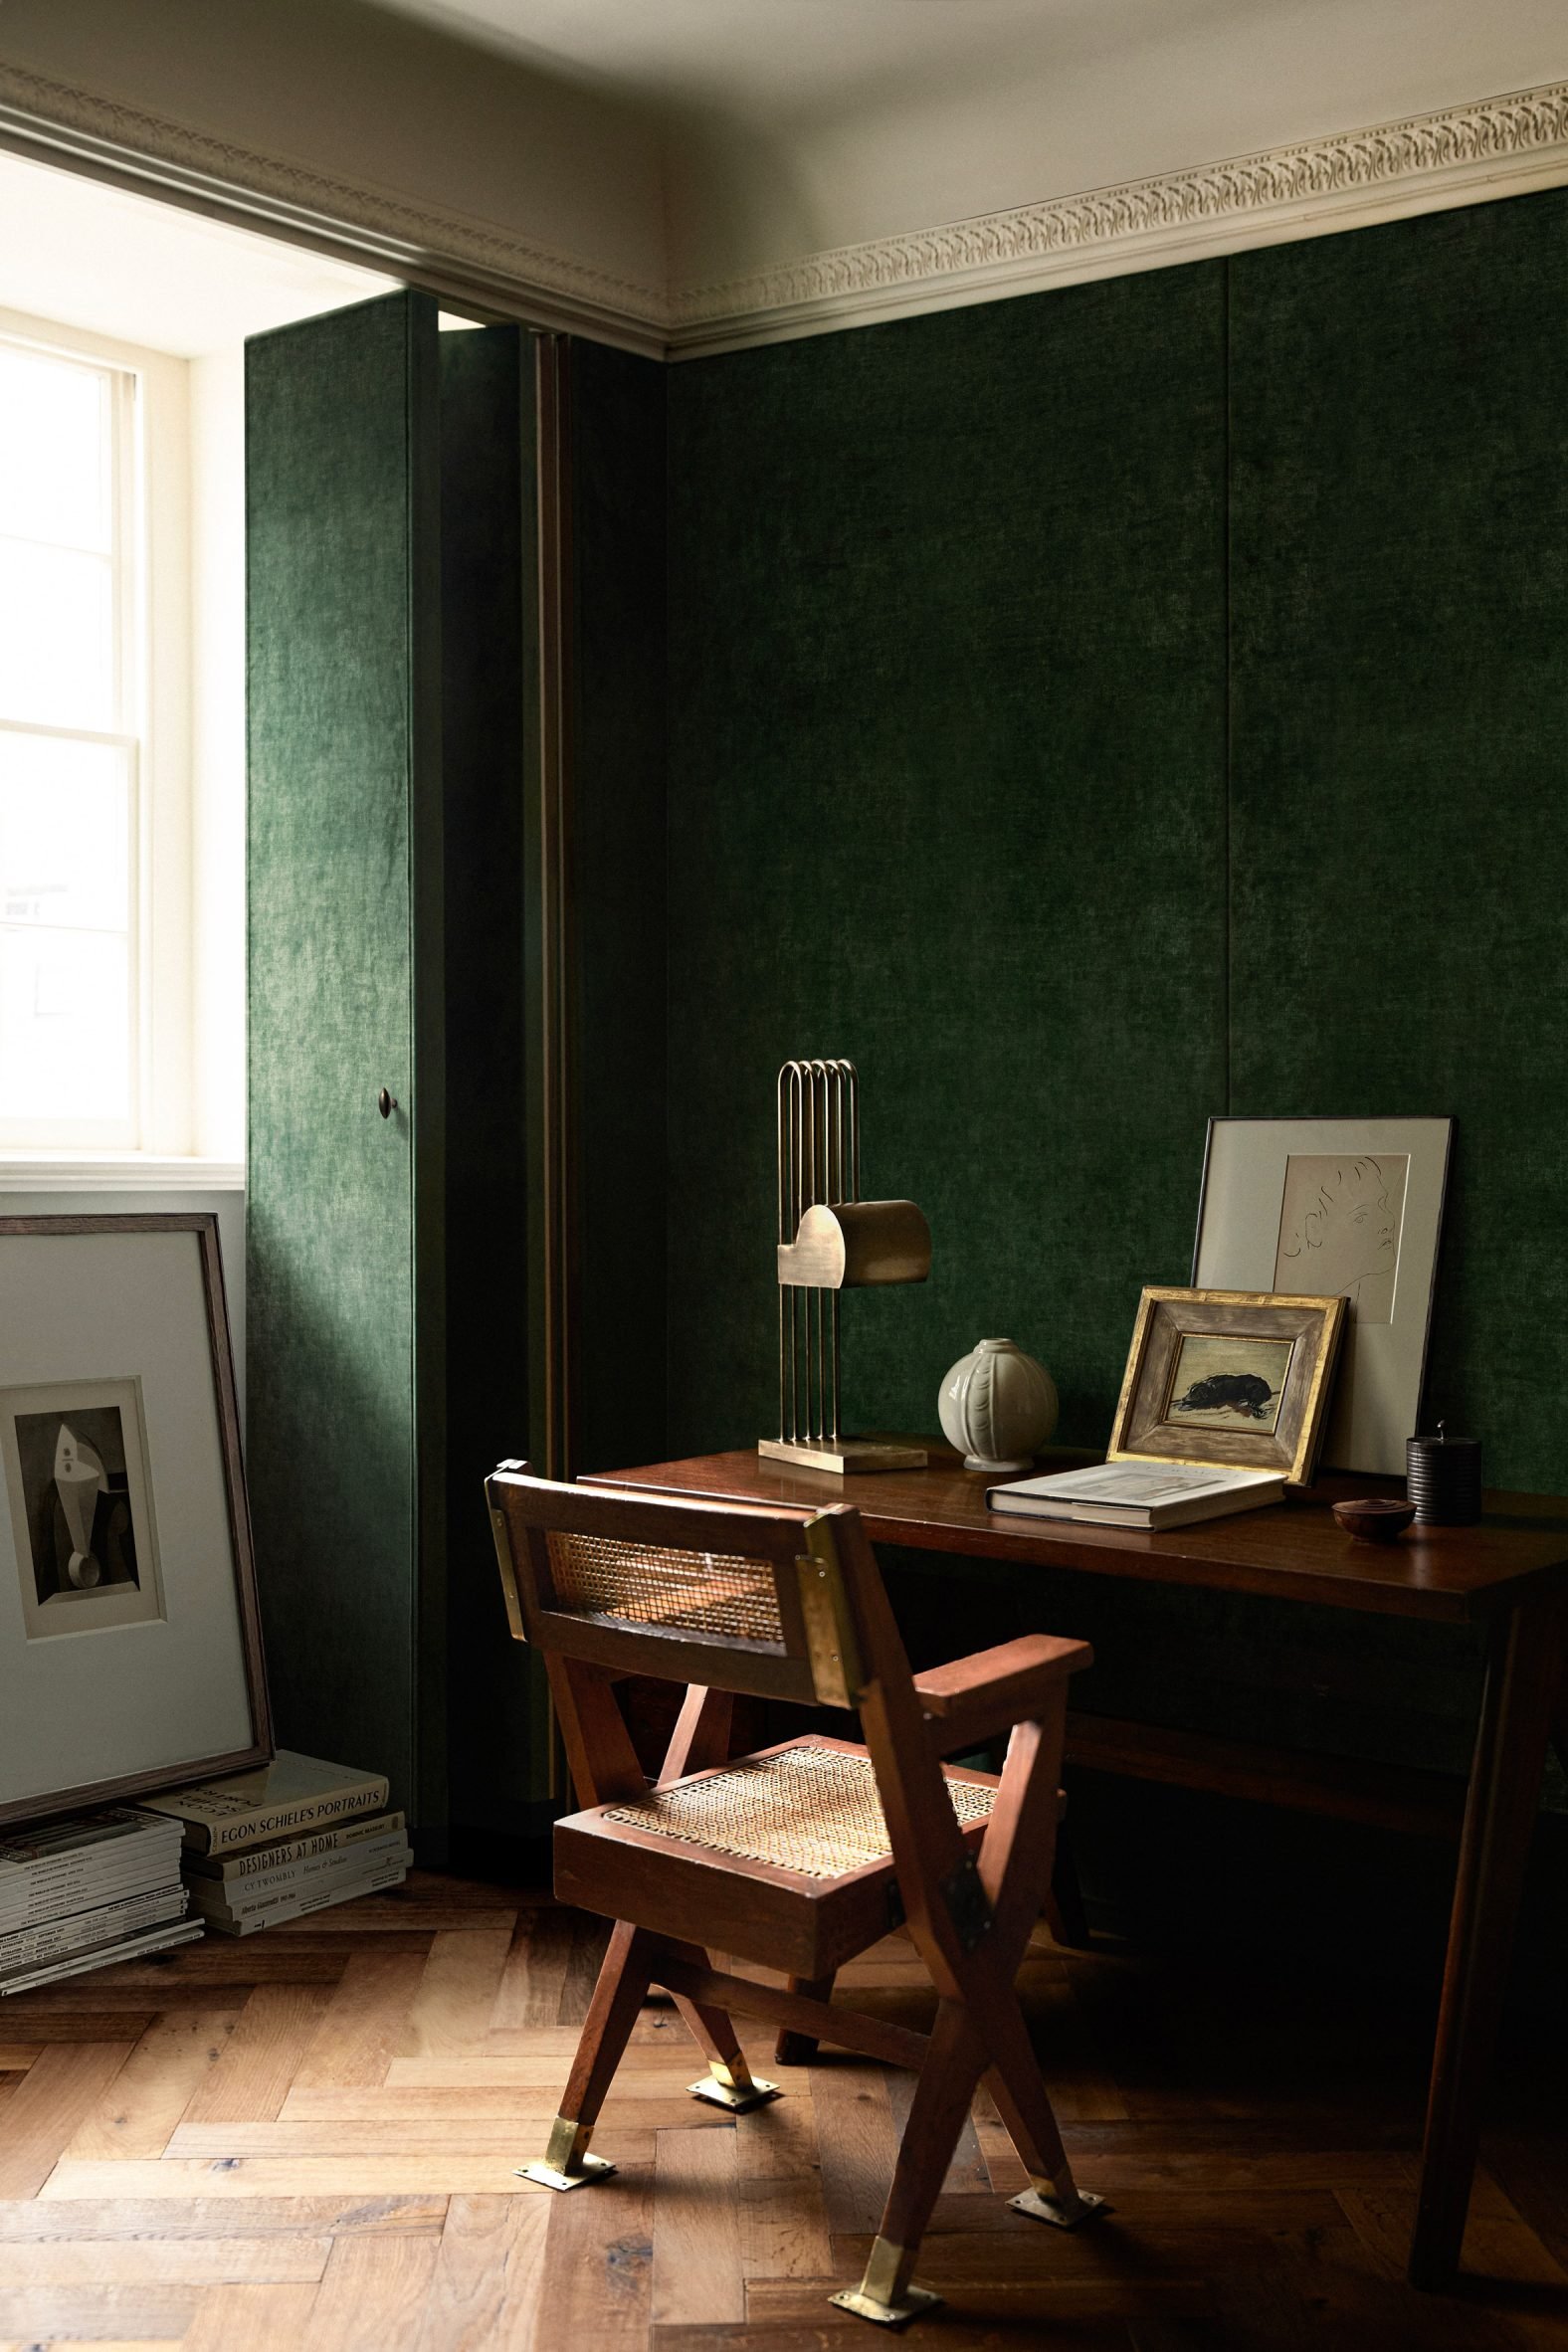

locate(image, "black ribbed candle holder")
[[1406, 1423, 1482, 1525]]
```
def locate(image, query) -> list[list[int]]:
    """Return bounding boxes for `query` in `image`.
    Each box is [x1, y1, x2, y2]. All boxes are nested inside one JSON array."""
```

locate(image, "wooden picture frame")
[[0, 1213, 271, 1828], [1108, 1286, 1347, 1488]]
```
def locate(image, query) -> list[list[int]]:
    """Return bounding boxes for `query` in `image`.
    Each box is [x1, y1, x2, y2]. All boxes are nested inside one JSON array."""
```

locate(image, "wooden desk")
[[586, 1445, 1568, 2292]]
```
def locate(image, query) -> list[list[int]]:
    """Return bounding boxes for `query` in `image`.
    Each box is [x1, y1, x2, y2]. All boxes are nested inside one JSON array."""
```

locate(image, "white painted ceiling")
[[373, 0, 1568, 128], [372, 0, 1568, 284], [371, 0, 1169, 118], [0, 146, 396, 356]]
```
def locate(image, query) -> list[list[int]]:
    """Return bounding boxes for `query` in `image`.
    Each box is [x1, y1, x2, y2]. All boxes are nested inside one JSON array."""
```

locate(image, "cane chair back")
[[488, 1461, 863, 1708]]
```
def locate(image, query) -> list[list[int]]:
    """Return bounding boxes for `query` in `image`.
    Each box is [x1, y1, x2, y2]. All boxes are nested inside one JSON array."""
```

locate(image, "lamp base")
[[758, 1439, 927, 1475]]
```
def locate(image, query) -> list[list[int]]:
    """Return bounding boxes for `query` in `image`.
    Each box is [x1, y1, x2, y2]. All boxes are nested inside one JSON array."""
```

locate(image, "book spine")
[[186, 1811, 406, 1883], [0, 1885, 186, 1974], [188, 1837, 408, 1916], [0, 1813, 176, 1870], [0, 1830, 182, 1898], [195, 1849, 411, 1924], [0, 1856, 186, 1933], [201, 1860, 410, 1936], [0, 1918, 205, 1996], [186, 1782, 391, 1855]]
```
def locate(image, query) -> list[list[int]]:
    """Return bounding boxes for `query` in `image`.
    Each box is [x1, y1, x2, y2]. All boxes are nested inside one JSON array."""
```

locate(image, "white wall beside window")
[[190, 346, 246, 1164]]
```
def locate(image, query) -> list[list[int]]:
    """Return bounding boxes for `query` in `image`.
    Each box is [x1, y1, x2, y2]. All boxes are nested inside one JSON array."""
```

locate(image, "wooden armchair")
[[487, 1463, 1104, 2327]]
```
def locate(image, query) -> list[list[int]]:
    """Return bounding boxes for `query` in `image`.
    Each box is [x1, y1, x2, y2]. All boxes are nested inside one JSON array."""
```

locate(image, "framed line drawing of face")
[[1274, 1153, 1408, 1324], [0, 1214, 270, 1828], [1192, 1118, 1452, 1476]]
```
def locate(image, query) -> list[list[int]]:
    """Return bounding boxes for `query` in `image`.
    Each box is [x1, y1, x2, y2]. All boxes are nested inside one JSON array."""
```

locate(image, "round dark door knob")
[[378, 1087, 398, 1119]]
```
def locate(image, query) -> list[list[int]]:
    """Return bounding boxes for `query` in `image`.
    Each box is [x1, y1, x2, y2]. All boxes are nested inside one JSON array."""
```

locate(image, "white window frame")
[[0, 304, 194, 1162]]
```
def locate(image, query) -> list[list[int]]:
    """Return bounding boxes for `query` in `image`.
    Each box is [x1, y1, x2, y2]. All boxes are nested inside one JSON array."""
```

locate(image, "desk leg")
[[1048, 1825, 1093, 1950], [1409, 1595, 1560, 2290], [1551, 1670, 1568, 1785]]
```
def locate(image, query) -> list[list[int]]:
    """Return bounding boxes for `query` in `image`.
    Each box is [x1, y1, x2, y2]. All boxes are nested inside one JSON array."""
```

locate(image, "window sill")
[[0, 1154, 245, 1193]]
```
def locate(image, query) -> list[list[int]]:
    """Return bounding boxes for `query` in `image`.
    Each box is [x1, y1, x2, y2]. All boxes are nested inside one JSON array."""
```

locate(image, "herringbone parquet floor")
[[0, 1868, 1565, 2350]]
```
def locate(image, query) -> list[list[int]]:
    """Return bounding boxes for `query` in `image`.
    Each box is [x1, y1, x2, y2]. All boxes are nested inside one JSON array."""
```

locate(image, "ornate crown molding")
[[668, 80, 1568, 354], [1, 61, 1566, 359], [0, 62, 668, 352]]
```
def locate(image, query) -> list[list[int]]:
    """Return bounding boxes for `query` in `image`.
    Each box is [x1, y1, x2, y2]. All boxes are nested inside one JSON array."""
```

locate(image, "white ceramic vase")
[[938, 1338, 1059, 1473]]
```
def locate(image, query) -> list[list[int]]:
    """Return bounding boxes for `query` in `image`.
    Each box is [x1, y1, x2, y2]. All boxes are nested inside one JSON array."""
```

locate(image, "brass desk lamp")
[[759, 1060, 931, 1474]]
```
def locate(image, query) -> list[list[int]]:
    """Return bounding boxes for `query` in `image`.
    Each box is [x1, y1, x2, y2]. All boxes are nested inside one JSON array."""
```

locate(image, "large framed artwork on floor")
[[0, 1214, 270, 1827], [1192, 1117, 1452, 1476]]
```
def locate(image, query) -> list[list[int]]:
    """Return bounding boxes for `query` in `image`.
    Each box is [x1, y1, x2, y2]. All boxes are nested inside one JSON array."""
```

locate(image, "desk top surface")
[[584, 1445, 1568, 1623]]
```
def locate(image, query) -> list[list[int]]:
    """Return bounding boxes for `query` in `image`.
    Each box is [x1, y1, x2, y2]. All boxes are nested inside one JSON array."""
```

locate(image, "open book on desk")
[[986, 1460, 1284, 1530]]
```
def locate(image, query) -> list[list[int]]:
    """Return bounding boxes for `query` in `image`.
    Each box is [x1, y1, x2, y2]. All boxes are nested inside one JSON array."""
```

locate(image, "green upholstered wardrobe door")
[[247, 291, 444, 1827], [1229, 191, 1568, 1494]]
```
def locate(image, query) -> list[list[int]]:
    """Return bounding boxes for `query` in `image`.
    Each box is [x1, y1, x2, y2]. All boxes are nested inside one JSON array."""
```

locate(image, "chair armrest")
[[915, 1634, 1090, 1713], [914, 1634, 1091, 1751]]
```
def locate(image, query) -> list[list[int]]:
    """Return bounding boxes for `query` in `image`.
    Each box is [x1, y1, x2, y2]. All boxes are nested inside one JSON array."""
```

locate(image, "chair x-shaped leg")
[[832, 1712, 1105, 2325], [521, 1687, 1101, 2329]]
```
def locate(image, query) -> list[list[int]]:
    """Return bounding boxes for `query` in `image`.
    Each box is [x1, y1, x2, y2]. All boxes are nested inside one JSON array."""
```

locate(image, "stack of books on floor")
[[138, 1750, 410, 1936], [0, 1808, 200, 1994]]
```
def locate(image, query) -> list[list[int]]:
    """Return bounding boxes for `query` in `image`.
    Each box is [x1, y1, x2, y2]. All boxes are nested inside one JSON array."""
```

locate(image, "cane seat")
[[607, 1738, 996, 1872], [555, 1734, 1001, 1979]]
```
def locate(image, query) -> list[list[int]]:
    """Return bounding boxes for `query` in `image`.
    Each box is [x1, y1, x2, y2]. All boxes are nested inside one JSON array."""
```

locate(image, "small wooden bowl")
[[1332, 1496, 1417, 1544]]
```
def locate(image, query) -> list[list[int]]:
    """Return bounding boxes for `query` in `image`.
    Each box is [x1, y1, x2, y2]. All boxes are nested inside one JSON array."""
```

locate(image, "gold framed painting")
[[1108, 1287, 1347, 1488]]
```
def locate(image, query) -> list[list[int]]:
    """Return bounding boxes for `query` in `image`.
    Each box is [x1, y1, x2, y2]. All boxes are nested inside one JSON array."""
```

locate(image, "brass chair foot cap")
[[1009, 2185, 1107, 2229], [687, 2074, 781, 2112], [518, 2153, 617, 2192], [829, 2283, 943, 2328]]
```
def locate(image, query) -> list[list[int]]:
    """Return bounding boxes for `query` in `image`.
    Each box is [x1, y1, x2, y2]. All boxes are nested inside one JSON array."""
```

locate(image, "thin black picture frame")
[[1189, 1115, 1454, 1474]]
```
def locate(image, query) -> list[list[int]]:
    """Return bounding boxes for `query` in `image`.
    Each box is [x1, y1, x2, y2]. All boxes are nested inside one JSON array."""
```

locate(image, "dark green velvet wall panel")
[[570, 340, 669, 1476], [659, 200, 1568, 1824], [666, 272, 1229, 1458], [438, 325, 543, 1834], [247, 293, 443, 1821], [1229, 190, 1568, 1496]]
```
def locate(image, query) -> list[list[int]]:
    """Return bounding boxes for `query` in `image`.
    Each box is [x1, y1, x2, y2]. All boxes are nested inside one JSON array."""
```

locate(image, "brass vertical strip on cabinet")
[[534, 333, 576, 1487]]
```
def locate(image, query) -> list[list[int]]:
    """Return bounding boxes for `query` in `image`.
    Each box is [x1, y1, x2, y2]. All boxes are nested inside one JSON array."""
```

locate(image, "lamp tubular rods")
[[776, 1059, 859, 1448]]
